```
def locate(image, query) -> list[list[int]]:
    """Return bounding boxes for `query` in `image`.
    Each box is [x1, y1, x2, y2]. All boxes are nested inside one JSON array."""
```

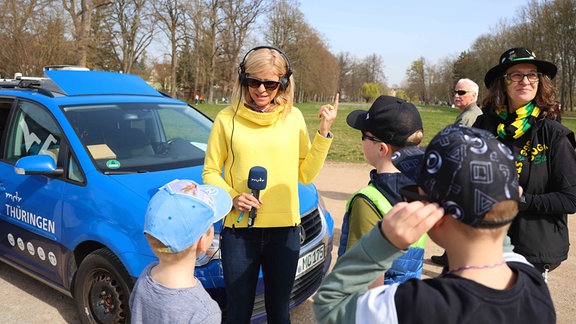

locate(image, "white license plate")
[[296, 244, 325, 278]]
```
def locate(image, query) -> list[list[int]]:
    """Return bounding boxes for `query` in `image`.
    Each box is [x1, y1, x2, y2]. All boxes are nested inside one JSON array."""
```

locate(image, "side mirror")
[[15, 154, 64, 176]]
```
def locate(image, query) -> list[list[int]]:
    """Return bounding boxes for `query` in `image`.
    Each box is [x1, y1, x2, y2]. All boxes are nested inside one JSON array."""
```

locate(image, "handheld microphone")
[[247, 166, 267, 227]]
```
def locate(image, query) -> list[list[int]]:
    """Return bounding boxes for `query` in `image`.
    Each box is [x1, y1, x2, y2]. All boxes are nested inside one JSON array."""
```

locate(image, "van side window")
[[6, 101, 61, 164], [0, 101, 13, 138], [0, 101, 14, 155]]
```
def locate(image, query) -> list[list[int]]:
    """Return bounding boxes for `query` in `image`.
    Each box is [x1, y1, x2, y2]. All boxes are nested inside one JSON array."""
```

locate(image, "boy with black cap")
[[129, 179, 232, 324], [314, 124, 555, 323], [337, 95, 426, 285]]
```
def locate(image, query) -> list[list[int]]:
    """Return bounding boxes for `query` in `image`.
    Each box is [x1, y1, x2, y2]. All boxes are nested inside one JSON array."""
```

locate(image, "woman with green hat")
[[474, 47, 576, 276]]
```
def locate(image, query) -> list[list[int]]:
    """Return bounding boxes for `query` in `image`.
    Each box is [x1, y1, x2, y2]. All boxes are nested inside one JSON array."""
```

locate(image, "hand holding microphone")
[[247, 166, 267, 227]]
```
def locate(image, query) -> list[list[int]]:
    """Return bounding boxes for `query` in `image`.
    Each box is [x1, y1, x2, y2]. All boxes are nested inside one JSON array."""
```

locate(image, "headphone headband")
[[238, 46, 292, 90]]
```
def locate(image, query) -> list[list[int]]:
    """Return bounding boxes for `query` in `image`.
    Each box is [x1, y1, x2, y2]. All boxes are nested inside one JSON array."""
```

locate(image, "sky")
[[298, 1, 528, 86]]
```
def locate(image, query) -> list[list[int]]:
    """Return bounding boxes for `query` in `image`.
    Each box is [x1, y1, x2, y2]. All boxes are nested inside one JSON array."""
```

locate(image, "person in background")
[[202, 46, 337, 323], [431, 78, 483, 267], [313, 124, 555, 324], [474, 47, 576, 277], [129, 179, 232, 324], [338, 95, 426, 286], [453, 78, 482, 126]]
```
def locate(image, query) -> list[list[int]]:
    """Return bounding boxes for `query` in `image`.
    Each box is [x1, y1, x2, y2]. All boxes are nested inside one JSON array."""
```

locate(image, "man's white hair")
[[457, 78, 479, 97]]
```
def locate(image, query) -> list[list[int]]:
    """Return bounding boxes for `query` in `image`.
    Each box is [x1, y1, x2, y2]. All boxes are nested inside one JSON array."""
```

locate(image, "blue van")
[[0, 70, 334, 323]]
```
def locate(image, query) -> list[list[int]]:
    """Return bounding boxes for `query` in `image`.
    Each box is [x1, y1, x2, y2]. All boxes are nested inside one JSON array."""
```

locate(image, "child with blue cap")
[[129, 179, 232, 324]]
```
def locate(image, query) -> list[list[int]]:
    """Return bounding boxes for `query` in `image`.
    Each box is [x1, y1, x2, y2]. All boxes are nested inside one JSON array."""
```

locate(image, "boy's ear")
[[379, 142, 390, 156], [197, 226, 214, 253]]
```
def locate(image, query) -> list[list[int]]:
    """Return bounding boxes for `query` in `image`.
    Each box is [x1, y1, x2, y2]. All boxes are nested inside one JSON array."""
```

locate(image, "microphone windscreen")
[[248, 166, 267, 190]]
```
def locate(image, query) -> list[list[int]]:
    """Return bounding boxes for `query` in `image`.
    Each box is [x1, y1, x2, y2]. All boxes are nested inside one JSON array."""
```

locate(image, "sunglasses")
[[454, 90, 474, 96], [400, 185, 430, 203], [245, 77, 281, 90], [361, 131, 384, 142]]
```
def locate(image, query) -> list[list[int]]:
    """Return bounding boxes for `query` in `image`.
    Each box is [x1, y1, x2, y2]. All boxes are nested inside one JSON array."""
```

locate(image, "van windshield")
[[63, 102, 212, 173]]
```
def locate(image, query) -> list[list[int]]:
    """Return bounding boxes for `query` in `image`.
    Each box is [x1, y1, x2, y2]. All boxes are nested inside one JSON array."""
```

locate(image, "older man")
[[432, 78, 483, 267], [453, 78, 482, 126]]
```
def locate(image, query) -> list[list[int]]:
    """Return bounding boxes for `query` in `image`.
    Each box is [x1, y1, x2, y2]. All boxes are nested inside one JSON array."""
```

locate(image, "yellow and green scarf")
[[496, 101, 540, 139]]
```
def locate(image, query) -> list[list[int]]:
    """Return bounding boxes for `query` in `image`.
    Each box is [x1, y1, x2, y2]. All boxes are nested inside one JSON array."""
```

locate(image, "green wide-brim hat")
[[484, 47, 557, 88]]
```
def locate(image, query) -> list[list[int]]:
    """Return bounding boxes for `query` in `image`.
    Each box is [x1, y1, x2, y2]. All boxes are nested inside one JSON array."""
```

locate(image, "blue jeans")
[[221, 226, 301, 324]]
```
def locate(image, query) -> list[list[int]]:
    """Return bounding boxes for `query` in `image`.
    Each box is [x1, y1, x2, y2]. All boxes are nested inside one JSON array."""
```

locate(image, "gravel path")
[[0, 161, 574, 323]]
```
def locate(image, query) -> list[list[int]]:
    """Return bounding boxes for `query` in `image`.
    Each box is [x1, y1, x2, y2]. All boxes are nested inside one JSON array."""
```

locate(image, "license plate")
[[296, 244, 325, 278]]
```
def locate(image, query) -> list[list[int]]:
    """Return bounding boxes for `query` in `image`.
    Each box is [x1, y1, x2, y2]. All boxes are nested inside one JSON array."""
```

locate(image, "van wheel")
[[74, 248, 133, 323]]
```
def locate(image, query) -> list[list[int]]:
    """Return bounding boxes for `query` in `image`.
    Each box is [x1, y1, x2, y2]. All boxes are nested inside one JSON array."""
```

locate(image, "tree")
[[336, 52, 355, 101], [518, 0, 576, 110], [333, 52, 387, 103], [361, 83, 380, 103], [426, 57, 454, 105], [363, 54, 386, 84], [151, 0, 190, 97], [0, 0, 76, 76], [62, 0, 114, 66], [178, 0, 215, 102], [263, 0, 339, 102], [405, 57, 427, 104], [294, 30, 339, 102], [108, 0, 155, 73], [219, 0, 267, 95]]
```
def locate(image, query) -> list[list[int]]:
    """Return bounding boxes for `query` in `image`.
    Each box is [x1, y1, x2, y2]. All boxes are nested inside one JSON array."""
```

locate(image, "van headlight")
[[195, 237, 221, 266], [317, 194, 328, 217]]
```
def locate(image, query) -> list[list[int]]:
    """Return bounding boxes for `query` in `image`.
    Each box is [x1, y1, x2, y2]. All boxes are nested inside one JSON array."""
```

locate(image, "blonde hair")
[[145, 234, 194, 263], [389, 129, 424, 151], [232, 47, 294, 118]]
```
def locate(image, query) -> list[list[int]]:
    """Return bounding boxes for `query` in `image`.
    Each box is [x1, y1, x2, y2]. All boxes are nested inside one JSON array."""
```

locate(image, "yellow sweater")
[[202, 104, 332, 228]]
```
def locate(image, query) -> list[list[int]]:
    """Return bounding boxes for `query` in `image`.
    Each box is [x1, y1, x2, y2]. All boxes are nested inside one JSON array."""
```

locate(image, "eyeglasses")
[[245, 77, 281, 90], [504, 72, 542, 83], [361, 132, 384, 142], [454, 90, 474, 96], [400, 185, 430, 203]]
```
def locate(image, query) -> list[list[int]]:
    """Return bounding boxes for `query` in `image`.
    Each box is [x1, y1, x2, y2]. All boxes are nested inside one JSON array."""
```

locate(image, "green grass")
[[193, 102, 576, 163]]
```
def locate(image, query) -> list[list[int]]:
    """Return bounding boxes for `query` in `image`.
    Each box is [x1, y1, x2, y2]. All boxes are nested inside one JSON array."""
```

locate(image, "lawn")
[[193, 101, 576, 163]]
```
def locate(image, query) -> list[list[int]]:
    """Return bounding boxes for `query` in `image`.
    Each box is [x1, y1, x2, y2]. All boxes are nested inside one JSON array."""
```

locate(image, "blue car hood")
[[104, 166, 319, 214], [104, 166, 204, 201]]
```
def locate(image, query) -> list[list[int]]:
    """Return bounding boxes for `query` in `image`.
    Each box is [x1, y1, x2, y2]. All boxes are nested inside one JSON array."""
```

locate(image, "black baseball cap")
[[391, 124, 520, 228], [346, 95, 423, 147]]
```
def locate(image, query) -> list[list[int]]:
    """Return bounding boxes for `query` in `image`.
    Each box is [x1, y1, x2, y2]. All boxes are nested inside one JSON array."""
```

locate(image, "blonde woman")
[[203, 46, 337, 323]]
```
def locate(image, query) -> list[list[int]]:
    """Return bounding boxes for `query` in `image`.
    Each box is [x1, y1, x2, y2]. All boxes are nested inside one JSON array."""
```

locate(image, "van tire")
[[73, 248, 133, 323]]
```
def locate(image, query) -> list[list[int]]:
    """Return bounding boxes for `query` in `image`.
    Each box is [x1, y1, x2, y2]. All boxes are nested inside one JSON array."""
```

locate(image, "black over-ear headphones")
[[238, 46, 292, 90]]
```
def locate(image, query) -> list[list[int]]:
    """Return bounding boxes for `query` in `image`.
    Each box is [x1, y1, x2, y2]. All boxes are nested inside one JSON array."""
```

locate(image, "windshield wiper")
[[103, 170, 150, 174]]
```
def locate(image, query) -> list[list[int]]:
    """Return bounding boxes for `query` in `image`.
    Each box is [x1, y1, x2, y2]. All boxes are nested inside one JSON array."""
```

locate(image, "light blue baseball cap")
[[144, 179, 232, 253]]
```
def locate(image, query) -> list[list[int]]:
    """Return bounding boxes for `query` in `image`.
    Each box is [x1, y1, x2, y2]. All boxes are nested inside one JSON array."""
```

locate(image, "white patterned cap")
[[392, 124, 520, 227], [144, 179, 232, 253]]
